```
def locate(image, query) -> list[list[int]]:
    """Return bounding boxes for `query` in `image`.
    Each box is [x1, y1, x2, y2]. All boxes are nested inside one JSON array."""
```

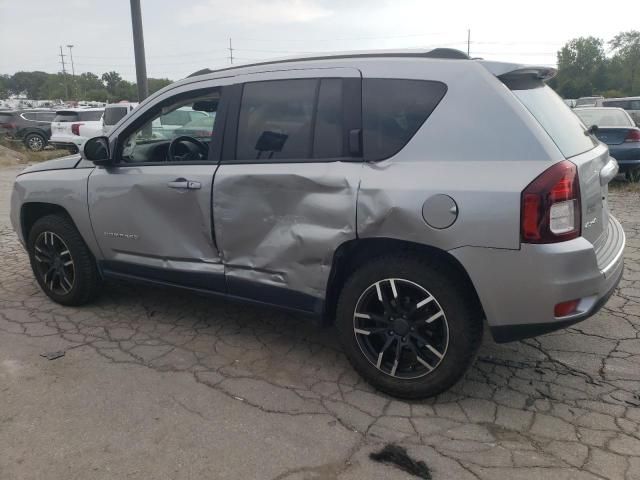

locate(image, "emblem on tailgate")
[[584, 218, 598, 229]]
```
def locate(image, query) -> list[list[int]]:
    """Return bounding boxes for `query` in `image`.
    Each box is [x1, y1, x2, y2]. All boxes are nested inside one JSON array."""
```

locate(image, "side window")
[[362, 79, 447, 161], [120, 89, 220, 164], [79, 111, 104, 121], [21, 113, 38, 121], [630, 100, 640, 110], [236, 79, 316, 160], [37, 112, 55, 122]]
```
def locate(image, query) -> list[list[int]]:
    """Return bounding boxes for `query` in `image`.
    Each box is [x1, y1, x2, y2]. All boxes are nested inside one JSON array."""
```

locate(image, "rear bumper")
[[451, 215, 625, 343], [49, 135, 83, 149]]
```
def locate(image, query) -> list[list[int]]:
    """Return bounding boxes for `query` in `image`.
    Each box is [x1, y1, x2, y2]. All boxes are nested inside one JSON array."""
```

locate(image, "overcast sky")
[[1, 0, 638, 81]]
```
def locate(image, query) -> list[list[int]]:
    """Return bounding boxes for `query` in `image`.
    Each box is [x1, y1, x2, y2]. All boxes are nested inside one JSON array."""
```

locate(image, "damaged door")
[[214, 68, 363, 313], [88, 85, 226, 291]]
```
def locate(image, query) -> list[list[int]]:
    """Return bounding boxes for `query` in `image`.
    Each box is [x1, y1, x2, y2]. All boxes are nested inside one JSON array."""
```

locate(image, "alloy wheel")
[[33, 231, 75, 295], [353, 278, 449, 379], [27, 135, 44, 151]]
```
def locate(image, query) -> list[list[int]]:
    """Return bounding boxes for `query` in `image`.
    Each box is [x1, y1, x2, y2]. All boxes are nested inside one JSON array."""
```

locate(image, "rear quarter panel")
[[355, 59, 564, 250]]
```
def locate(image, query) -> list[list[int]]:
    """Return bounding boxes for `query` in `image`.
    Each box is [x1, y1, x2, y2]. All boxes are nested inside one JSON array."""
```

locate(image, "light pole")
[[66, 45, 76, 99], [130, 0, 149, 101]]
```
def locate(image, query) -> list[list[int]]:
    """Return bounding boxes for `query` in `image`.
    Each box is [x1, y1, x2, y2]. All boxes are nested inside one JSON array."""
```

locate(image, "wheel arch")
[[323, 237, 485, 325], [21, 202, 74, 243]]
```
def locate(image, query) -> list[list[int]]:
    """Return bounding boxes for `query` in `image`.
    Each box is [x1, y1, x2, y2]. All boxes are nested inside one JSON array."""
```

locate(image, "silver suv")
[[10, 49, 625, 399]]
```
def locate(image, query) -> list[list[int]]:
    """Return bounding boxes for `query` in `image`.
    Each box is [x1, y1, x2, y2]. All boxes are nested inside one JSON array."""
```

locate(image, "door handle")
[[167, 178, 201, 190]]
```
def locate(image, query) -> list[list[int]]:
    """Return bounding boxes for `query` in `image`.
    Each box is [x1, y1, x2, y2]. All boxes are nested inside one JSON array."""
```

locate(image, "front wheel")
[[336, 255, 482, 399], [27, 214, 101, 306]]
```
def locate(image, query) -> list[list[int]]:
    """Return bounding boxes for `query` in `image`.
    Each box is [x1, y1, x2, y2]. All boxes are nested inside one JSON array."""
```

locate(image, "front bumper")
[[451, 215, 625, 343]]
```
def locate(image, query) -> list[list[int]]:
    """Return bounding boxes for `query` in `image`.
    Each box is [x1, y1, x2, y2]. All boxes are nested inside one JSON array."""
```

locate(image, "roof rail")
[[187, 48, 470, 78]]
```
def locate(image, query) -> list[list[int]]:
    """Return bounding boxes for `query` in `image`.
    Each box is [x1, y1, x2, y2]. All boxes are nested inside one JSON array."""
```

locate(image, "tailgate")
[[51, 121, 73, 136]]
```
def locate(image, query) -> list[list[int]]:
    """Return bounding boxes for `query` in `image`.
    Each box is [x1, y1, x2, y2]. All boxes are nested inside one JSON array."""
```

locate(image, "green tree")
[[9, 71, 50, 98], [101, 71, 123, 95], [553, 37, 606, 97], [0, 74, 9, 98], [610, 30, 640, 95], [148, 78, 172, 95]]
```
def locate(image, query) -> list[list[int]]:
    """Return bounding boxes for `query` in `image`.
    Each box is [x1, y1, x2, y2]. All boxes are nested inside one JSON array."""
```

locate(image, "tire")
[[336, 255, 482, 399], [27, 214, 101, 306], [24, 133, 45, 152]]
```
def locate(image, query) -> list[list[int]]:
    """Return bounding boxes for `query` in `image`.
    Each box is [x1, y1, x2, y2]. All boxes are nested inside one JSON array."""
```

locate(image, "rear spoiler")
[[479, 61, 557, 81]]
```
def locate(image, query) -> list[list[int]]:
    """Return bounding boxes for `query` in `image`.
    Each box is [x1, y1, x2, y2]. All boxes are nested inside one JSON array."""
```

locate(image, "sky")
[[1, 0, 638, 81]]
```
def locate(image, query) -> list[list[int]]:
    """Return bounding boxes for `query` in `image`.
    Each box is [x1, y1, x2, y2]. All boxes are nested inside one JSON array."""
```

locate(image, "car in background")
[[103, 102, 138, 135], [151, 107, 209, 139], [49, 108, 104, 152], [575, 96, 604, 108], [0, 109, 56, 151], [173, 113, 216, 138], [601, 97, 640, 125], [563, 98, 577, 108], [574, 107, 640, 181]]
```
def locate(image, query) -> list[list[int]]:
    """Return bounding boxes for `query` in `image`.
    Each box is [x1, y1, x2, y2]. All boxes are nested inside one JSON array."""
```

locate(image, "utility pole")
[[129, 0, 149, 101], [67, 45, 76, 99], [59, 46, 69, 100], [467, 29, 471, 57], [229, 38, 234, 65]]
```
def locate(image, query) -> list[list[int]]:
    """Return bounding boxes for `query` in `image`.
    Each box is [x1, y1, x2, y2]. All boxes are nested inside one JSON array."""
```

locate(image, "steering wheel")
[[167, 135, 208, 162]]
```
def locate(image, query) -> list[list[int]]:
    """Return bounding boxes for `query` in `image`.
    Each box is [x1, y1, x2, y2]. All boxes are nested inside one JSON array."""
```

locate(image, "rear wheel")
[[336, 255, 482, 399], [27, 214, 101, 306], [24, 133, 45, 152]]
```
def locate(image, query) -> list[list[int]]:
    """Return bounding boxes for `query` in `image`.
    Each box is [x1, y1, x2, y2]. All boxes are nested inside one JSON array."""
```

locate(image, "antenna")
[[229, 38, 234, 65]]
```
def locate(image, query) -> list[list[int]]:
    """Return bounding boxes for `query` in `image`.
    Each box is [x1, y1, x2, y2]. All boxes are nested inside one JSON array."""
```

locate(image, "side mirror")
[[83, 136, 111, 165]]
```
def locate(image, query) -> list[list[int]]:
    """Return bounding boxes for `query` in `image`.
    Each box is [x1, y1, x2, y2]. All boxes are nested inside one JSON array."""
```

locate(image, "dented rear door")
[[213, 68, 362, 312]]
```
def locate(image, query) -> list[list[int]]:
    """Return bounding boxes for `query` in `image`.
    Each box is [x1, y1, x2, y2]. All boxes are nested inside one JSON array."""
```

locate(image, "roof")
[[187, 48, 470, 78]]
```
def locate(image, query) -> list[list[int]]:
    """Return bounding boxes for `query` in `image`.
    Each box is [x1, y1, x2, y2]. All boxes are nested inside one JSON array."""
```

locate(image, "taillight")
[[521, 160, 581, 243], [71, 123, 83, 135], [624, 129, 640, 142], [0, 122, 16, 129], [554, 299, 580, 317]]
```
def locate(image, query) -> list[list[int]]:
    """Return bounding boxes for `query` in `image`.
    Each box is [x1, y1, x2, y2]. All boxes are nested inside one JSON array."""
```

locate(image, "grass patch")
[[609, 178, 640, 193], [0, 137, 70, 166]]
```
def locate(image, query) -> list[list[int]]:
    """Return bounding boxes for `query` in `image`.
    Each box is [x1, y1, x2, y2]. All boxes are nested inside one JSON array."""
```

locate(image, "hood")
[[18, 154, 83, 176]]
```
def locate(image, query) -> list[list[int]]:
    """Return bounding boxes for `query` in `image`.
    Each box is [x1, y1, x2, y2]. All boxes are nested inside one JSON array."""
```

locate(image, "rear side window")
[[54, 112, 79, 123], [103, 106, 128, 126], [78, 111, 104, 121], [509, 82, 598, 158], [36, 112, 55, 122], [362, 79, 447, 161], [21, 113, 39, 121], [603, 100, 629, 109], [236, 79, 316, 160]]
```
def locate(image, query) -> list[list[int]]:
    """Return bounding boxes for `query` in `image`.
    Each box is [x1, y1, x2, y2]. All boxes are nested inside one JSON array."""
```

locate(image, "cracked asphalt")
[[1, 165, 639, 480]]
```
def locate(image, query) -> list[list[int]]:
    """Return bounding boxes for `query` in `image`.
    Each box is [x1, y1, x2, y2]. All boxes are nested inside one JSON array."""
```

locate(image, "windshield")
[[574, 108, 634, 127], [510, 83, 598, 158], [104, 107, 128, 126]]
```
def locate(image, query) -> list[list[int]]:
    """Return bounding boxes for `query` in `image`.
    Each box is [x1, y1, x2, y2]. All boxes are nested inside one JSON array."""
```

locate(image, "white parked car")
[[103, 102, 138, 135], [49, 108, 105, 152]]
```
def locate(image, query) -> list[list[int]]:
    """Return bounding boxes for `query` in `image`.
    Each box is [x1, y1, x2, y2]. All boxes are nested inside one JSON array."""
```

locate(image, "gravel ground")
[[1, 165, 639, 480]]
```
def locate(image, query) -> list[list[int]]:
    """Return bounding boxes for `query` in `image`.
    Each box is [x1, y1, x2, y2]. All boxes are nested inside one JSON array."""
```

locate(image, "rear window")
[[509, 83, 598, 158], [362, 79, 447, 161], [103, 106, 128, 126], [54, 112, 79, 123], [78, 111, 104, 121], [574, 108, 634, 127]]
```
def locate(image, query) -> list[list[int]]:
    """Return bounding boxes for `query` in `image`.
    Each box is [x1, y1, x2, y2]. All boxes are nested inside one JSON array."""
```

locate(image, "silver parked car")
[[9, 49, 625, 399]]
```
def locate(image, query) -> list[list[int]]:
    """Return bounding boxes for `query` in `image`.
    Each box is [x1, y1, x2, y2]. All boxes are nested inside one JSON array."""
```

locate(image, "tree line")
[[0, 71, 172, 102], [549, 30, 640, 99]]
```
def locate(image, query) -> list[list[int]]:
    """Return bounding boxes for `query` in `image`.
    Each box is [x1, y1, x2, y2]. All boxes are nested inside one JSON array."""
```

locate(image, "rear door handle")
[[167, 178, 201, 190]]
